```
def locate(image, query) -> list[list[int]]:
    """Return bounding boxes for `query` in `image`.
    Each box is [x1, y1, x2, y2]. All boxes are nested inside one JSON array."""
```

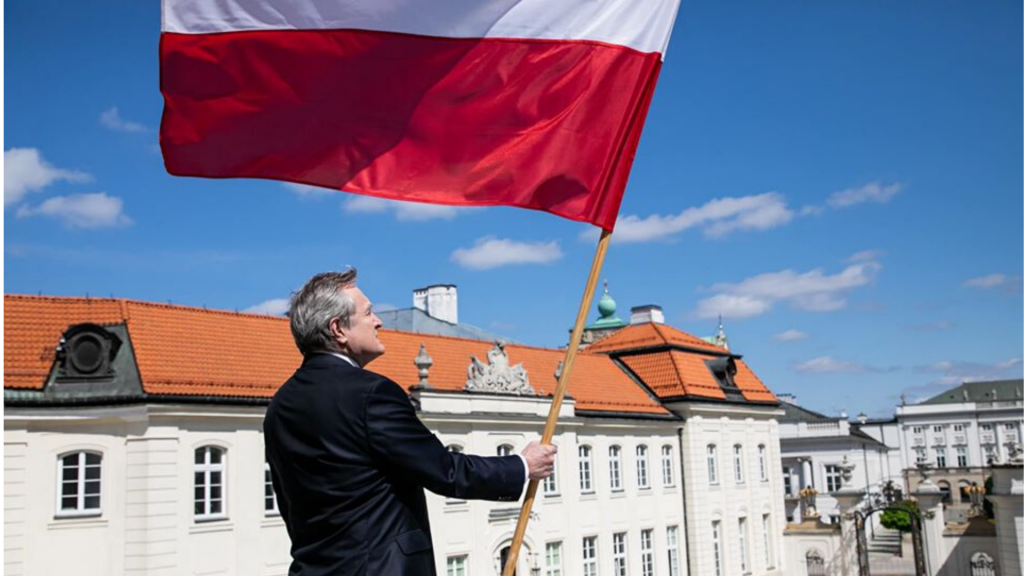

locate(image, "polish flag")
[[160, 0, 680, 230]]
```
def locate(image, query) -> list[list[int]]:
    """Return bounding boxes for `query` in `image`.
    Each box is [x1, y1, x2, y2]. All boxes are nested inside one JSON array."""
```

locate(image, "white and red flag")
[[160, 0, 680, 230]]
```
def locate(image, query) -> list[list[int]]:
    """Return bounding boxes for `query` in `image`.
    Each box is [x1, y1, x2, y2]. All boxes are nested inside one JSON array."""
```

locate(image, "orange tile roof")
[[3, 295, 669, 415], [585, 322, 727, 355]]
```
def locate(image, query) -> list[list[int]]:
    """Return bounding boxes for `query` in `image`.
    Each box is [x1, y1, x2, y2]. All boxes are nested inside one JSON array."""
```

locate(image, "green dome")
[[597, 290, 617, 318]]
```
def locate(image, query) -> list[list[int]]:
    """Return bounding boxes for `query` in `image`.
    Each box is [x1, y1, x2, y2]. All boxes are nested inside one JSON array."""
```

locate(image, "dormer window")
[[56, 323, 122, 381], [704, 356, 744, 400]]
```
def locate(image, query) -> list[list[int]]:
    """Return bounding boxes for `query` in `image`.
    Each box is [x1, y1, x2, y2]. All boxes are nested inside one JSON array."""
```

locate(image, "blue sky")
[[5, 1, 1022, 418]]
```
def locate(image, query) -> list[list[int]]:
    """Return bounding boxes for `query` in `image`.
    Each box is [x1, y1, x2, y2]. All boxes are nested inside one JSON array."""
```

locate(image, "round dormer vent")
[[58, 324, 122, 380]]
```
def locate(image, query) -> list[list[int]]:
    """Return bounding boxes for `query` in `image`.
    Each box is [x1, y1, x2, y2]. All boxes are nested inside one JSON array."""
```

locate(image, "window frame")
[[497, 443, 515, 457], [757, 445, 768, 482], [934, 446, 947, 468], [733, 444, 745, 484], [955, 446, 968, 468], [545, 541, 563, 576], [707, 444, 719, 485], [739, 517, 749, 574], [264, 460, 279, 516], [711, 520, 723, 576], [582, 536, 598, 576], [824, 464, 842, 493], [578, 445, 594, 494], [446, 554, 468, 576], [612, 532, 628, 576], [661, 445, 675, 487], [640, 528, 654, 576], [543, 444, 560, 496], [609, 445, 623, 492], [636, 445, 650, 489], [55, 450, 103, 518], [762, 514, 773, 568], [666, 525, 680, 576], [194, 445, 228, 522]]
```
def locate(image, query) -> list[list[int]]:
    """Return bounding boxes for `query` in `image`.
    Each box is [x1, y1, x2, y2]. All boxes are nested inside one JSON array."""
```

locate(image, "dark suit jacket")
[[264, 353, 525, 576]]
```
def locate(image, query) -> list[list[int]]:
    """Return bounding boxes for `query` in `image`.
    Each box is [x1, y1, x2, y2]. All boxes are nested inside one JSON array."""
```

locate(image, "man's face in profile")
[[338, 286, 385, 366]]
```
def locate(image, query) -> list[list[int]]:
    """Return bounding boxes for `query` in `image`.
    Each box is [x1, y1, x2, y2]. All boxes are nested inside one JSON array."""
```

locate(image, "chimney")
[[630, 305, 665, 325], [413, 285, 458, 324]]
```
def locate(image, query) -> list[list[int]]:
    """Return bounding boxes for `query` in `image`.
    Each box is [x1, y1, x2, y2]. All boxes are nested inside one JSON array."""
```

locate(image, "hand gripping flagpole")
[[502, 228, 613, 576]]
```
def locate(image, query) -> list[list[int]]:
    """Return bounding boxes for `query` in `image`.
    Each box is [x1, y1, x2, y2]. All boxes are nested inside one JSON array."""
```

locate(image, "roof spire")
[[715, 315, 729, 350]]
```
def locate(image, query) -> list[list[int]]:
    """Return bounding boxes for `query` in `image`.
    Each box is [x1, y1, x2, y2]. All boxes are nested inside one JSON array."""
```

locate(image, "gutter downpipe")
[[677, 424, 693, 576]]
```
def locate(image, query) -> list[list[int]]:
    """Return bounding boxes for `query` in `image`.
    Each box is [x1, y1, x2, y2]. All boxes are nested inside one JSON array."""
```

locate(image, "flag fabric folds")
[[160, 0, 681, 231]]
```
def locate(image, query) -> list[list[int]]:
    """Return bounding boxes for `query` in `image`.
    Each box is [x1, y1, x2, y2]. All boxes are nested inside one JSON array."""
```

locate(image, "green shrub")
[[879, 500, 919, 533]]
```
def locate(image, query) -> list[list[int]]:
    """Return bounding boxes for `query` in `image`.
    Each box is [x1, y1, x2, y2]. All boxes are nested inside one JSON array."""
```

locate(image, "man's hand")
[[521, 441, 558, 481]]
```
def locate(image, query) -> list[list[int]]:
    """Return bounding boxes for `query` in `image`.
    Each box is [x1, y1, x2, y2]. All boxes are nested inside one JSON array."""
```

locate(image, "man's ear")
[[330, 318, 348, 345]]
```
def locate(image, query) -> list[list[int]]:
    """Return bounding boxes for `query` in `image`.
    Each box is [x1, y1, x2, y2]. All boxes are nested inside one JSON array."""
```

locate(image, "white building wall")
[[676, 405, 786, 576], [5, 439, 29, 576]]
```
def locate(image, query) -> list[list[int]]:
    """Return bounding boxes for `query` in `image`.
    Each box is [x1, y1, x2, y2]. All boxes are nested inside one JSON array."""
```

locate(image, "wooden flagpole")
[[502, 228, 613, 576]]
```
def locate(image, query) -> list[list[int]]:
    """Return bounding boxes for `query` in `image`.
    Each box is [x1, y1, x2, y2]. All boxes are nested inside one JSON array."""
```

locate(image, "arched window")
[[636, 445, 649, 489], [806, 550, 826, 576], [57, 451, 102, 516], [970, 551, 995, 576], [195, 445, 226, 521], [758, 444, 769, 481], [707, 444, 719, 485], [497, 443, 514, 457], [661, 445, 675, 487], [937, 480, 952, 505], [733, 444, 745, 483], [446, 444, 464, 454], [264, 458, 278, 515], [543, 444, 559, 496], [959, 480, 972, 503], [609, 446, 622, 491], [579, 445, 594, 493]]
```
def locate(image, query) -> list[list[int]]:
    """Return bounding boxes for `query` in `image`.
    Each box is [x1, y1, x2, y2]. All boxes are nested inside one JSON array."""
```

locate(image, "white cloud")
[[772, 329, 808, 342], [794, 356, 878, 374], [283, 182, 336, 198], [914, 358, 1023, 386], [344, 195, 464, 221], [16, 192, 133, 228], [243, 298, 290, 316], [99, 107, 148, 133], [846, 250, 885, 263], [694, 259, 881, 320], [587, 192, 794, 243], [827, 182, 903, 208], [451, 237, 563, 270], [964, 273, 1006, 289], [4, 148, 92, 207]]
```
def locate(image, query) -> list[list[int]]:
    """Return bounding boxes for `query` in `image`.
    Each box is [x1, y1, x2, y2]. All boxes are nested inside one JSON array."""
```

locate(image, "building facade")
[[4, 292, 788, 576]]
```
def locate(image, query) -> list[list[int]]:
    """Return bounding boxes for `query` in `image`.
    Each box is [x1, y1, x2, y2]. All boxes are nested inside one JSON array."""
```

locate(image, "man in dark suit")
[[265, 269, 556, 576]]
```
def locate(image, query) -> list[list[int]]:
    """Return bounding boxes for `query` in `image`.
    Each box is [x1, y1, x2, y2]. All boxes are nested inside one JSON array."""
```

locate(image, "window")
[[711, 521, 723, 576], [582, 536, 598, 576], [195, 446, 226, 521], [783, 467, 793, 496], [734, 444, 745, 483], [637, 445, 650, 489], [543, 446, 559, 496], [640, 529, 654, 576], [913, 447, 927, 463], [497, 443, 514, 457], [579, 445, 594, 493], [57, 451, 101, 516], [984, 445, 997, 464], [956, 447, 968, 468], [953, 424, 965, 432], [912, 426, 924, 434], [707, 444, 719, 485], [932, 425, 943, 433], [738, 517, 749, 573], [545, 542, 563, 576], [758, 445, 768, 481], [762, 514, 773, 568], [959, 481, 972, 503], [609, 446, 623, 492], [612, 532, 627, 576], [446, 555, 467, 576], [264, 460, 278, 515], [661, 445, 675, 487], [447, 444, 464, 453], [666, 526, 680, 576], [981, 424, 993, 432], [824, 465, 842, 492], [935, 447, 947, 468]]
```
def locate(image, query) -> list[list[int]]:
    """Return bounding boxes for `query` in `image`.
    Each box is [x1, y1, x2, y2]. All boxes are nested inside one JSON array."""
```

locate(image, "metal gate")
[[854, 507, 926, 576]]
